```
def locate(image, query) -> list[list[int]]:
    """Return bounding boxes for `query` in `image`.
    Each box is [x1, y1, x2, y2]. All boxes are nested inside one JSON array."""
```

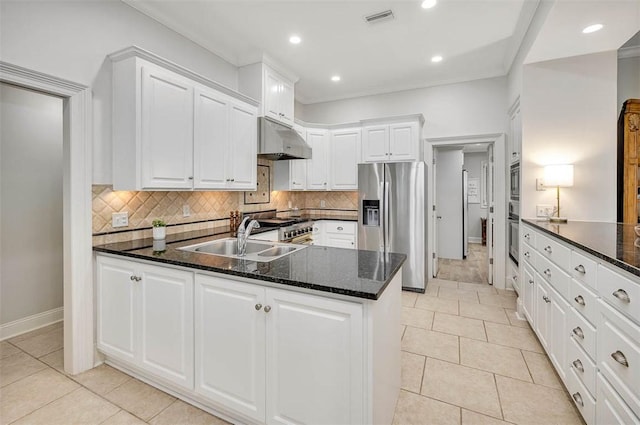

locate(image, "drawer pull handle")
[[543, 269, 551, 278], [542, 295, 551, 303], [574, 295, 585, 306], [524, 252, 530, 258], [572, 327, 584, 340], [337, 226, 343, 231], [574, 264, 586, 274], [524, 233, 530, 240], [572, 392, 584, 407], [612, 289, 631, 303], [572, 359, 584, 373], [264, 305, 272, 313], [529, 279, 534, 285], [255, 303, 262, 311], [544, 246, 552, 254], [611, 350, 629, 367]]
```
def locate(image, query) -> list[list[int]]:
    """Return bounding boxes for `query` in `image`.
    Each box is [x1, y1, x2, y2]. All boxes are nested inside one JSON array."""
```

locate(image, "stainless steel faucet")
[[237, 217, 260, 257]]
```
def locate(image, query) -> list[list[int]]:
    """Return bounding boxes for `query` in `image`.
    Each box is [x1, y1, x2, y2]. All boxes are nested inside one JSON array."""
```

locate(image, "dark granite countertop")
[[522, 219, 640, 278], [93, 228, 405, 300]]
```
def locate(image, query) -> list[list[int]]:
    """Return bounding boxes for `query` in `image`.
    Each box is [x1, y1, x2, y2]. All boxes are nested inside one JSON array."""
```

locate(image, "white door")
[[193, 88, 229, 189], [535, 276, 550, 349], [486, 144, 495, 284], [139, 263, 194, 389], [290, 160, 307, 190], [195, 275, 266, 423], [362, 125, 389, 162], [265, 289, 363, 425], [229, 102, 257, 189], [330, 129, 360, 190], [389, 122, 418, 161], [306, 129, 329, 190], [141, 66, 194, 189], [435, 148, 464, 259], [263, 68, 281, 121], [96, 256, 137, 362], [432, 156, 439, 277]]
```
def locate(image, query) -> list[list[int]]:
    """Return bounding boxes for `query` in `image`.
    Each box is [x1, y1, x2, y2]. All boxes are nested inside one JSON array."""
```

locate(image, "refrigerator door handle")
[[384, 180, 390, 254]]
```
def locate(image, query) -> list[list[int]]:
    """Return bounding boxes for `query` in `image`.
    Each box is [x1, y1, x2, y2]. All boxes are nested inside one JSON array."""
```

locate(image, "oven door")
[[291, 234, 314, 245], [510, 163, 520, 200], [508, 217, 519, 265]]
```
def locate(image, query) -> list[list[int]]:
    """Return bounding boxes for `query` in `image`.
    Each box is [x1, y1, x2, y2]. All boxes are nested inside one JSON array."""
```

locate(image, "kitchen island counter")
[[93, 229, 405, 300]]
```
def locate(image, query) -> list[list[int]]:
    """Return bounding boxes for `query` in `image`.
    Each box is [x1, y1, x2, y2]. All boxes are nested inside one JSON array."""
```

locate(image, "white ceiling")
[[124, 0, 537, 104]]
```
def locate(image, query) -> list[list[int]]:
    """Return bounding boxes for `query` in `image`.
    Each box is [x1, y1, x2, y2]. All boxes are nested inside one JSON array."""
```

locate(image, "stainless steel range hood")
[[258, 117, 312, 160]]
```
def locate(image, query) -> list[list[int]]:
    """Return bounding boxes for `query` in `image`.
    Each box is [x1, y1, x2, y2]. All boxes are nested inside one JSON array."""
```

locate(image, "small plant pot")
[[153, 226, 166, 240]]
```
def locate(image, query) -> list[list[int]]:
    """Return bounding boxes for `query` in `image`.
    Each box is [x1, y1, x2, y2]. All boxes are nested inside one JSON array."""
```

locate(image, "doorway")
[[427, 134, 507, 290]]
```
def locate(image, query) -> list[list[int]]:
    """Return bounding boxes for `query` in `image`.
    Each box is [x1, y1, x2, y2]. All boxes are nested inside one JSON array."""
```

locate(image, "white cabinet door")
[[523, 266, 535, 323], [362, 125, 389, 162], [330, 129, 360, 190], [141, 66, 194, 189], [263, 68, 281, 122], [229, 102, 257, 189], [290, 160, 307, 190], [265, 289, 363, 425], [279, 79, 294, 126], [306, 129, 329, 190], [139, 263, 194, 389], [193, 88, 229, 189], [389, 122, 419, 161], [312, 221, 325, 246], [195, 275, 266, 423], [549, 287, 570, 380], [325, 234, 356, 249], [535, 276, 551, 350], [96, 256, 137, 362]]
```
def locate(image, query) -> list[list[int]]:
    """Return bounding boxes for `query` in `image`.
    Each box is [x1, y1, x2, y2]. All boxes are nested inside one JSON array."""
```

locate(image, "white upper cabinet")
[[362, 117, 423, 163], [111, 47, 258, 191], [330, 128, 361, 190], [239, 62, 297, 126], [306, 129, 330, 190]]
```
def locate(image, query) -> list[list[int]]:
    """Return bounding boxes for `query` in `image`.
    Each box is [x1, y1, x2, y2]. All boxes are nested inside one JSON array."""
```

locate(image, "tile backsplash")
[[92, 160, 358, 244]]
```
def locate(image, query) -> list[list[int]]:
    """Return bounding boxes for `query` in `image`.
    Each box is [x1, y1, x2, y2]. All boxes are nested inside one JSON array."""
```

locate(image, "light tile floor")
[[1, 279, 585, 425], [437, 243, 489, 284]]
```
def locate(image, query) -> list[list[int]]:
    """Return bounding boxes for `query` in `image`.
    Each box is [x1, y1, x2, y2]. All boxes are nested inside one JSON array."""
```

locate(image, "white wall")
[[1, 84, 63, 325], [0, 1, 238, 184], [618, 56, 640, 113], [298, 77, 508, 139], [521, 51, 618, 222], [464, 151, 488, 241]]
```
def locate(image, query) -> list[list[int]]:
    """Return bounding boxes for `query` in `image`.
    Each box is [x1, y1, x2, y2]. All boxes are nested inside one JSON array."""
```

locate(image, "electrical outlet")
[[183, 204, 191, 217], [536, 204, 554, 217], [320, 200, 326, 208], [536, 178, 546, 191], [112, 212, 129, 228]]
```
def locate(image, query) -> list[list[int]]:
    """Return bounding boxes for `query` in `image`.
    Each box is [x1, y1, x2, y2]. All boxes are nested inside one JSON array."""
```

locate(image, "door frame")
[[425, 134, 507, 290], [1, 62, 94, 374]]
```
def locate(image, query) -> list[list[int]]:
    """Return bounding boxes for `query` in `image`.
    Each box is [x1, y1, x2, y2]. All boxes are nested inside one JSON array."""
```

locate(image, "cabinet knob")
[[543, 269, 551, 278], [542, 295, 550, 303], [231, 178, 235, 182], [574, 264, 586, 274], [129, 275, 141, 282], [572, 359, 584, 373], [264, 305, 272, 313], [528, 279, 534, 285], [255, 303, 262, 311], [188, 176, 193, 180], [572, 392, 584, 407], [611, 350, 629, 367], [524, 233, 530, 240], [574, 295, 585, 306], [544, 245, 552, 254], [572, 327, 584, 340], [351, 242, 354, 245], [524, 252, 530, 258], [337, 226, 343, 231], [612, 289, 630, 303]]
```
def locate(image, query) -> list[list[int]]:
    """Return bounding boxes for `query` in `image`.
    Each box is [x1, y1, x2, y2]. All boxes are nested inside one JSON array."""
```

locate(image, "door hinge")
[[432, 253, 436, 259], [432, 205, 436, 211], [432, 157, 436, 165], [489, 258, 493, 265], [489, 206, 494, 213]]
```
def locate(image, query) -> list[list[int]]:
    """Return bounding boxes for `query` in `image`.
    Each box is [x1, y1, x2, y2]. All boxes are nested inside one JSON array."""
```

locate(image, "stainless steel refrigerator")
[[358, 162, 428, 292]]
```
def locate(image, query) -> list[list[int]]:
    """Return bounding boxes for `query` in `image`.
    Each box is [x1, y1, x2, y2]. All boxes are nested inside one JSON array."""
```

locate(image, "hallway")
[[436, 243, 489, 284]]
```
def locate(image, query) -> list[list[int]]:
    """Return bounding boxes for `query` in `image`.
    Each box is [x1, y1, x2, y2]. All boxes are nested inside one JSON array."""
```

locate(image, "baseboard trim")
[[0, 307, 63, 341], [468, 237, 482, 244]]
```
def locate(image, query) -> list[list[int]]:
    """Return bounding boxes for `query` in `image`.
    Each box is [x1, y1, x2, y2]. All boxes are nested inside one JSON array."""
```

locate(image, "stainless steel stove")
[[256, 218, 314, 243]]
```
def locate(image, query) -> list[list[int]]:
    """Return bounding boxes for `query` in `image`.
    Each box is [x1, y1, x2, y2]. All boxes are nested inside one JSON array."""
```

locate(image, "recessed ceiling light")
[[289, 35, 301, 44], [431, 55, 443, 63], [421, 0, 437, 9], [582, 24, 603, 34], [331, 75, 341, 82]]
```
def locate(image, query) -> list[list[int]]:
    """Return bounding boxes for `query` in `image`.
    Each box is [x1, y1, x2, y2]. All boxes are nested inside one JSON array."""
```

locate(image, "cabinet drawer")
[[570, 250, 597, 290], [536, 233, 571, 270], [567, 337, 597, 397], [598, 300, 640, 416], [521, 242, 535, 269], [568, 306, 597, 360], [597, 374, 640, 425], [598, 264, 640, 324], [566, 366, 596, 425], [324, 221, 356, 235], [536, 253, 570, 299], [569, 278, 598, 326], [521, 227, 536, 247]]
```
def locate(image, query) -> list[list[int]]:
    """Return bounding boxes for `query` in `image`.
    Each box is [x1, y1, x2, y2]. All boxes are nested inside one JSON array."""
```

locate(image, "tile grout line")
[[492, 372, 507, 422]]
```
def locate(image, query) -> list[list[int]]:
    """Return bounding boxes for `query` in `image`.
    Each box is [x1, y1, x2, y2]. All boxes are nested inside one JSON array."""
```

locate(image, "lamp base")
[[549, 216, 568, 223]]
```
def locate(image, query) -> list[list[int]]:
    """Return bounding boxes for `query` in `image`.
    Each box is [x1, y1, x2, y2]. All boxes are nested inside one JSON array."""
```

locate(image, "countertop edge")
[[521, 219, 640, 278]]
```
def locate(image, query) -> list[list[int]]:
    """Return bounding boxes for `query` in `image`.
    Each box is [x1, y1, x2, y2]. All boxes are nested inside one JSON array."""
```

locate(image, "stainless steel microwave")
[[510, 162, 520, 200]]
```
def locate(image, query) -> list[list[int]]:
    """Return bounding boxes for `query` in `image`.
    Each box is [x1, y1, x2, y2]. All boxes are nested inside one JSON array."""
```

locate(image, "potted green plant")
[[152, 219, 166, 240]]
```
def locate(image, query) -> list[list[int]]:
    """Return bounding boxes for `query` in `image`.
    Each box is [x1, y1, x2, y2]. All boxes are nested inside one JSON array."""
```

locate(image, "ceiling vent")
[[364, 10, 394, 24]]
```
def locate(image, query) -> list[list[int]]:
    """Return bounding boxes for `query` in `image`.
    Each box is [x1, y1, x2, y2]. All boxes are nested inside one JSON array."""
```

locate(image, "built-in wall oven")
[[508, 201, 519, 265], [510, 162, 520, 200]]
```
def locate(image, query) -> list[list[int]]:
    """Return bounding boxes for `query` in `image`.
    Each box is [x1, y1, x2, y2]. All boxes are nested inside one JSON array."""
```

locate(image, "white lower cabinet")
[[97, 255, 194, 389], [313, 220, 357, 249], [534, 275, 551, 350], [195, 274, 364, 424], [522, 265, 535, 323]]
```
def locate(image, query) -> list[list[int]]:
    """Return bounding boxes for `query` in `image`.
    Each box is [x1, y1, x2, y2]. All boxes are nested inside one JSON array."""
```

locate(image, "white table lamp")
[[544, 164, 574, 223]]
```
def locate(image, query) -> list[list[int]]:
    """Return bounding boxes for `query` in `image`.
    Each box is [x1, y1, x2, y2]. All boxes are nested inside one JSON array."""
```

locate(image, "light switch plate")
[[320, 200, 326, 208], [183, 204, 191, 217], [112, 212, 129, 228], [536, 204, 553, 218]]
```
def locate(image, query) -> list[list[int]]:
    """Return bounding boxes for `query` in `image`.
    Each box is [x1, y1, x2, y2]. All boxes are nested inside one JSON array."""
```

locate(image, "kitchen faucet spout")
[[237, 217, 260, 256]]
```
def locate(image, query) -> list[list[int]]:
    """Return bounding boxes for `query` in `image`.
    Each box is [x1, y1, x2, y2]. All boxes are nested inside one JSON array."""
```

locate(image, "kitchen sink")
[[178, 238, 306, 262]]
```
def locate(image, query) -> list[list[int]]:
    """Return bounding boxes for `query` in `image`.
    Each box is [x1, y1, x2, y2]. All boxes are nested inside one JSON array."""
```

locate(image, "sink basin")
[[178, 238, 306, 262]]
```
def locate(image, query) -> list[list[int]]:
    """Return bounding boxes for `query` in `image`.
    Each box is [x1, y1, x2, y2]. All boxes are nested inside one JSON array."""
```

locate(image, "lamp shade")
[[544, 164, 574, 187]]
